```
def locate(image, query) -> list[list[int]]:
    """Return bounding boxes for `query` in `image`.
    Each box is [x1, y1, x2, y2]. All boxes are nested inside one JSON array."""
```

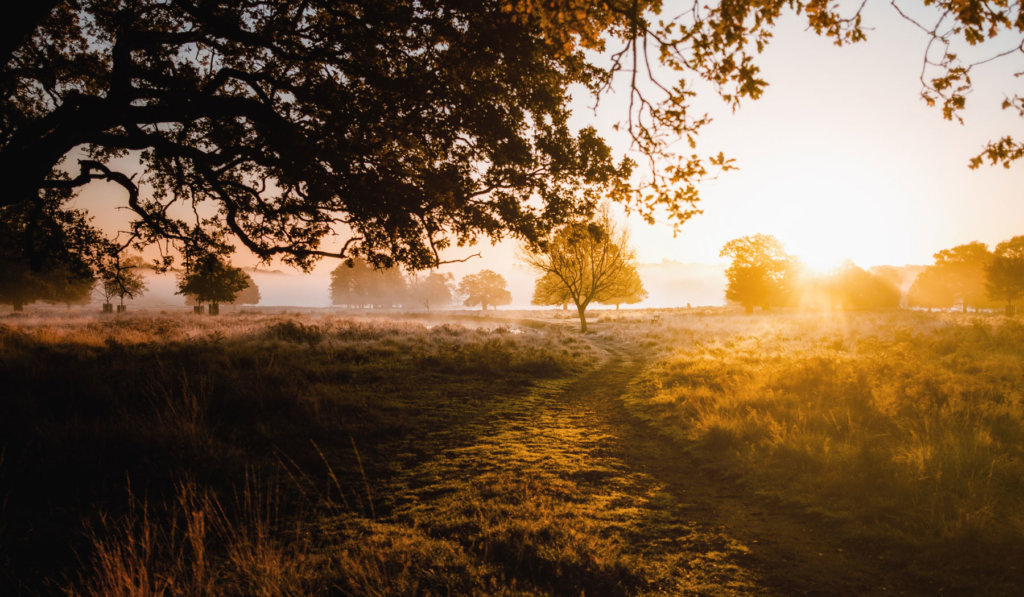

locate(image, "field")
[[2, 308, 1023, 595]]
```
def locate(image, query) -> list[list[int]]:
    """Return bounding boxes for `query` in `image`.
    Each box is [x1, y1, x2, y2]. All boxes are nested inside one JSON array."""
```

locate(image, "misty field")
[[2, 309, 1024, 595]]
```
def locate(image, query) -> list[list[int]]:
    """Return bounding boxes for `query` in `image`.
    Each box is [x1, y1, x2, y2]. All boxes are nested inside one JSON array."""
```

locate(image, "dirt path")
[[374, 334, 933, 595]]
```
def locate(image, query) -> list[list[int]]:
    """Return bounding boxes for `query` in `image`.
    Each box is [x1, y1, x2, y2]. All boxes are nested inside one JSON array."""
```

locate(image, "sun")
[[790, 247, 849, 276]]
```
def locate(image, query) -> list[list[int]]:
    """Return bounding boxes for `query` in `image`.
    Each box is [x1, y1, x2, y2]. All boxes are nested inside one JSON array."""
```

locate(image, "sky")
[[69, 2, 1024, 307]]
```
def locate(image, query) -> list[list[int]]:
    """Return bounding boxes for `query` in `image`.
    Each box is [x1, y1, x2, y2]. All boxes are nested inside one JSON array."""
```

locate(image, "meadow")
[[1, 308, 1023, 594]]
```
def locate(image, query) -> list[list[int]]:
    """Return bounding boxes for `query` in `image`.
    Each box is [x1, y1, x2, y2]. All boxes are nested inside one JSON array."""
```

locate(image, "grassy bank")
[[623, 311, 1024, 585]]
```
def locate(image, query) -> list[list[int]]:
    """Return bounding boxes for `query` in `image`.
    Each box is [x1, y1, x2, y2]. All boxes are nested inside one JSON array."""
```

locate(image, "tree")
[[828, 262, 900, 310], [176, 254, 249, 314], [230, 272, 261, 307], [987, 236, 1024, 316], [100, 254, 147, 309], [458, 270, 512, 312], [523, 208, 641, 331], [410, 272, 455, 311], [0, 193, 97, 311], [908, 266, 955, 311], [330, 259, 408, 309], [932, 242, 995, 312], [599, 267, 648, 310], [720, 234, 794, 314], [9, 1, 1018, 275], [531, 272, 572, 310], [3, 1, 637, 272]]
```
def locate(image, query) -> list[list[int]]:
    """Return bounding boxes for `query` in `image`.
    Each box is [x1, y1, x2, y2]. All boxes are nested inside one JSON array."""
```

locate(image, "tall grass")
[[624, 312, 1024, 569], [0, 313, 597, 594]]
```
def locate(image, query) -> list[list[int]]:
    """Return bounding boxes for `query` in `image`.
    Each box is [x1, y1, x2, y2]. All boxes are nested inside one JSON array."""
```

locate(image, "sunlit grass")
[[623, 311, 1024, 568]]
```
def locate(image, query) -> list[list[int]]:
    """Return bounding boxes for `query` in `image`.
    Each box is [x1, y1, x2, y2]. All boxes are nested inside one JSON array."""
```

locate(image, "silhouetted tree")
[[987, 236, 1024, 316], [11, 1, 1015, 272], [330, 259, 408, 309], [720, 234, 794, 314], [176, 255, 249, 314], [0, 193, 98, 311], [523, 208, 642, 331], [410, 272, 455, 311], [100, 254, 147, 309], [4, 1, 645, 271], [458, 270, 512, 312]]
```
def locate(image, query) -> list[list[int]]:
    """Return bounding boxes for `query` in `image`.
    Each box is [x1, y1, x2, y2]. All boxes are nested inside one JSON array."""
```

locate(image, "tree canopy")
[[523, 207, 642, 331], [720, 234, 794, 313], [0, 192, 97, 311], [458, 270, 512, 311], [987, 236, 1024, 315], [330, 258, 408, 308], [410, 272, 455, 311], [6, 1, 1020, 274], [176, 254, 249, 308], [99, 254, 148, 307]]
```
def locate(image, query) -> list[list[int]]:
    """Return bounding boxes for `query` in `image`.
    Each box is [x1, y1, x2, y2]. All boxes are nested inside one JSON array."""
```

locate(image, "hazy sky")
[[69, 3, 1024, 306]]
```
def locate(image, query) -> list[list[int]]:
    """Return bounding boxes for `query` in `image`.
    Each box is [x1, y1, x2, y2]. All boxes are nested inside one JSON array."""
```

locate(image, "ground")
[[1, 308, 1019, 595]]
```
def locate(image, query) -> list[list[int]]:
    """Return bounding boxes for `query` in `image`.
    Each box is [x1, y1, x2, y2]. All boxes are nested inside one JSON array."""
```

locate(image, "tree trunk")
[[576, 303, 588, 333], [615, 304, 620, 310]]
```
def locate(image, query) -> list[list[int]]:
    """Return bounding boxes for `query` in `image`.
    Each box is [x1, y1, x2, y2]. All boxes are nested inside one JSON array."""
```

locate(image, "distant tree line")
[[721, 234, 1024, 315], [909, 237, 1024, 315], [329, 260, 511, 312], [719, 234, 902, 313]]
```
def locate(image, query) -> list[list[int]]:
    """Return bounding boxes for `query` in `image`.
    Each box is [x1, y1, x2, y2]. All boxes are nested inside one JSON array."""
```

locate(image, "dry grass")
[[623, 310, 1024, 574]]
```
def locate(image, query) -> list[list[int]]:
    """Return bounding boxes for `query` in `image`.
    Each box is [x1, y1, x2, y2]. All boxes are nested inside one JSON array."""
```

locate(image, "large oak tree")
[[4, 1, 1021, 272]]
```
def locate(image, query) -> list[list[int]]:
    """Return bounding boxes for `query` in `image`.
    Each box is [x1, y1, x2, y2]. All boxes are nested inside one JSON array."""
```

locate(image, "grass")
[[621, 310, 1024, 584], [0, 312, 599, 595], [4, 308, 1024, 594]]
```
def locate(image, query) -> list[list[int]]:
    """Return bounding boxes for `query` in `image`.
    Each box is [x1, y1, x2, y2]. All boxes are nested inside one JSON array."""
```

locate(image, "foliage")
[[329, 258, 408, 308], [2, 0, 635, 270], [908, 265, 954, 310], [231, 272, 260, 306], [826, 262, 901, 310], [0, 193, 98, 310], [719, 234, 794, 313], [99, 254, 147, 306], [599, 266, 648, 309], [531, 271, 572, 309], [987, 236, 1024, 315], [7, 0, 1019, 271], [908, 242, 998, 312], [176, 255, 249, 307], [410, 272, 455, 310], [523, 207, 643, 331], [457, 270, 512, 311]]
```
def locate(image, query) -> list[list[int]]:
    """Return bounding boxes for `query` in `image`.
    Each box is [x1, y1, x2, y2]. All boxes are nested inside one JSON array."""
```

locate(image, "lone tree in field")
[[6, 1, 1017, 280], [410, 272, 455, 311], [330, 259, 408, 309], [987, 236, 1024, 316], [99, 254, 147, 310], [0, 194, 97, 311], [523, 209, 643, 332], [458, 270, 512, 311], [177, 255, 249, 314], [720, 234, 794, 314]]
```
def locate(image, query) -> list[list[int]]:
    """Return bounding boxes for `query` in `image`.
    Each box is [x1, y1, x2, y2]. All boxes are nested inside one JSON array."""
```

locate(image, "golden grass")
[[623, 311, 1024, 561]]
